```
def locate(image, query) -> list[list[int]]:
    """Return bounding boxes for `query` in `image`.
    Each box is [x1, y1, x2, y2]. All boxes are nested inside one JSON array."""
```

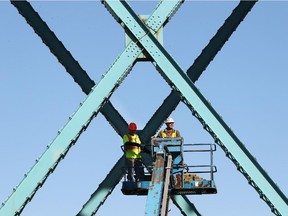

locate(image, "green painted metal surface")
[[171, 195, 201, 216]]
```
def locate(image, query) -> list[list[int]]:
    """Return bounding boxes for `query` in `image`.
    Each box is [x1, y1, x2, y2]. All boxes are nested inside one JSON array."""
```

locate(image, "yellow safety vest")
[[123, 133, 141, 159], [159, 129, 177, 138]]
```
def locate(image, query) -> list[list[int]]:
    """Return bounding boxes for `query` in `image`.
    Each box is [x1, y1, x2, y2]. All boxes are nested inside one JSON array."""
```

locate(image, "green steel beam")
[[10, 0, 128, 137], [186, 0, 257, 81], [0, 32, 138, 215], [171, 195, 201, 216], [77, 156, 126, 216], [103, 1, 288, 215], [141, 0, 258, 135], [10, 1, 93, 93]]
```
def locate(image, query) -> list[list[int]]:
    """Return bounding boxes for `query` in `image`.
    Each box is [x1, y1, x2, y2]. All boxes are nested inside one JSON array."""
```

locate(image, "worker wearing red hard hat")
[[123, 122, 144, 182], [157, 116, 181, 138]]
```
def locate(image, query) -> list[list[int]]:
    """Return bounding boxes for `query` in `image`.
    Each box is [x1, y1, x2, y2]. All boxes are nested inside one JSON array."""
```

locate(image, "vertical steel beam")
[[103, 1, 288, 215]]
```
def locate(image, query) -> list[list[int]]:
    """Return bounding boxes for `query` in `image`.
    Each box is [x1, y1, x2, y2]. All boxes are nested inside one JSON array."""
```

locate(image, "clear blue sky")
[[1, 1, 288, 216]]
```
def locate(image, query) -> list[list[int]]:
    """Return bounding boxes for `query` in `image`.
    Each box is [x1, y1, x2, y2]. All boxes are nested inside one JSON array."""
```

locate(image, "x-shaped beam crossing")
[[1, 1, 288, 216], [101, 3, 288, 216]]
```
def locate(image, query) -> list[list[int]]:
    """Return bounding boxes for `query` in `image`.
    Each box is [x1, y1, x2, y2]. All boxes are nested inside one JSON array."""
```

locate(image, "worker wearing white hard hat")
[[157, 116, 181, 138], [164, 117, 174, 124]]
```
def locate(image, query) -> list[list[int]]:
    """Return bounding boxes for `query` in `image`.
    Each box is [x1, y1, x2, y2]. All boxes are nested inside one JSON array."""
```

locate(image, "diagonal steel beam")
[[103, 1, 288, 215], [77, 156, 126, 216], [171, 195, 201, 216], [141, 0, 258, 142], [11, 0, 128, 137], [0, 38, 137, 215]]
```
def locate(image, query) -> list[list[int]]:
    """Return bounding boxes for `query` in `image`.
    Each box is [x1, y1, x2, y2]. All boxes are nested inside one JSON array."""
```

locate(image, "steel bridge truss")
[[1, 0, 288, 216]]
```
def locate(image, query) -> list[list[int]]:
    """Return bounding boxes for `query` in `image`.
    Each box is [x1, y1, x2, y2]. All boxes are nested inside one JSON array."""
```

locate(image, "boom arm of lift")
[[144, 147, 173, 216]]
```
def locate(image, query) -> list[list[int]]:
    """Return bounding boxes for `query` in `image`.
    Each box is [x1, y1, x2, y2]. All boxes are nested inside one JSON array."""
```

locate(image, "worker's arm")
[[125, 141, 141, 147]]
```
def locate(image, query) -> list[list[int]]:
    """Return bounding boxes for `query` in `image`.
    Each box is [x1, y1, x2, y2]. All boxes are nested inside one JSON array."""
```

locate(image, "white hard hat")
[[165, 117, 174, 124]]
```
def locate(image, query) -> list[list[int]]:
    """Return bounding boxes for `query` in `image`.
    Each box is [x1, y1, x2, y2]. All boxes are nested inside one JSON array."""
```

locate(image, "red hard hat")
[[128, 122, 137, 131]]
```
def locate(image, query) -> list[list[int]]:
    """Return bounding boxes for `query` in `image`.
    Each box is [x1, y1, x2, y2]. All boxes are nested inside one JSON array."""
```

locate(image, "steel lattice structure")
[[1, 1, 288, 215]]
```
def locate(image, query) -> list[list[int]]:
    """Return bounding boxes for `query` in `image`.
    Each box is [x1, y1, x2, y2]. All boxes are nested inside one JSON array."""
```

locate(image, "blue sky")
[[1, 1, 288, 216]]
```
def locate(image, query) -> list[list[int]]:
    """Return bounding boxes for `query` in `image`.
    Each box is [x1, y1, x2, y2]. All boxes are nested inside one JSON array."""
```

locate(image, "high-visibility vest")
[[159, 129, 178, 138], [123, 133, 141, 159]]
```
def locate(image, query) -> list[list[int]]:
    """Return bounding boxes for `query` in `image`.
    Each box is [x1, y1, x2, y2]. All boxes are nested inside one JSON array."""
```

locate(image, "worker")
[[123, 122, 145, 182], [157, 116, 181, 138]]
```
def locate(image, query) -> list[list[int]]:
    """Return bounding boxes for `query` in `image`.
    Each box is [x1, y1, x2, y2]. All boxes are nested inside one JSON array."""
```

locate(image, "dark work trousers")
[[125, 158, 144, 182]]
